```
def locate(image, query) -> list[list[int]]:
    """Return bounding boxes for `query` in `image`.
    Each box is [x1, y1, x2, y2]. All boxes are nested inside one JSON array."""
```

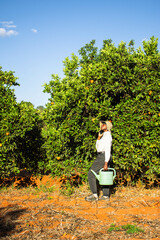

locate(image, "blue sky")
[[1, 0, 160, 107]]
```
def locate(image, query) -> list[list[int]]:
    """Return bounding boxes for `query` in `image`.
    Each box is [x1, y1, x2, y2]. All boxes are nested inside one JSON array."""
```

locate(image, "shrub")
[[0, 67, 46, 178], [42, 37, 160, 185]]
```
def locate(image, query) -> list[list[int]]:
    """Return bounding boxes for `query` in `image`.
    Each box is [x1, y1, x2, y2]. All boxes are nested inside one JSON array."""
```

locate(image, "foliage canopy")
[[43, 36, 160, 184], [0, 37, 160, 186], [0, 67, 46, 177]]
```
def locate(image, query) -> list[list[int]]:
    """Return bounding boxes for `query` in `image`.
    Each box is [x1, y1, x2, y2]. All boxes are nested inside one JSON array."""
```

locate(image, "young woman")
[[85, 121, 113, 201]]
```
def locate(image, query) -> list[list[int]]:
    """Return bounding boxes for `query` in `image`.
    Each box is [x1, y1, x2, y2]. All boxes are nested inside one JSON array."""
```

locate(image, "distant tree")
[[36, 106, 45, 111], [20, 101, 34, 108]]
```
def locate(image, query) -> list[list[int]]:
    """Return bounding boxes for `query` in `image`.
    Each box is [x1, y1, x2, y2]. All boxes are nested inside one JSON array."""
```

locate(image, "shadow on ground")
[[0, 205, 27, 238]]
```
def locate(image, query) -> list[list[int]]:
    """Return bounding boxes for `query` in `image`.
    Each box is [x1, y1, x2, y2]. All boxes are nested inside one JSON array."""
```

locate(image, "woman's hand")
[[98, 131, 103, 140], [103, 162, 108, 171]]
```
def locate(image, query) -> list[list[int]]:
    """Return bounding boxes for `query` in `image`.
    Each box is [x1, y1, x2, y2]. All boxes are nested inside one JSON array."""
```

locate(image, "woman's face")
[[101, 122, 107, 131]]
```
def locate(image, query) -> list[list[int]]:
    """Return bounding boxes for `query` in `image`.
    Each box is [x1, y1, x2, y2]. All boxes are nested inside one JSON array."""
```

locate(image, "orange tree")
[[0, 67, 46, 178], [43, 37, 160, 185]]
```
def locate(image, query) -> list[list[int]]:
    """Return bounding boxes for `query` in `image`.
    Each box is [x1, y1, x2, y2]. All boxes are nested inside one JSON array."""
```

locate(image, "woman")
[[85, 120, 113, 201]]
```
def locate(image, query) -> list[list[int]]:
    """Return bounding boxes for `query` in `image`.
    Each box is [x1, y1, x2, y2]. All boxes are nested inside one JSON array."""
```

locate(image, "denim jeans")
[[88, 152, 111, 197]]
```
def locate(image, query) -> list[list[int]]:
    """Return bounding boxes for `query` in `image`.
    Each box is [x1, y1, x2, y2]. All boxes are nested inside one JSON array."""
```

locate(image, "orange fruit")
[[51, 102, 54, 105], [57, 156, 61, 160], [90, 80, 94, 83], [0, 143, 2, 147], [6, 132, 10, 136], [149, 90, 152, 95]]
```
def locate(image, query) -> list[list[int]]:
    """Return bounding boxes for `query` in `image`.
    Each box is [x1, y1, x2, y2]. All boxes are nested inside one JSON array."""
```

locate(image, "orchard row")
[[0, 37, 159, 186]]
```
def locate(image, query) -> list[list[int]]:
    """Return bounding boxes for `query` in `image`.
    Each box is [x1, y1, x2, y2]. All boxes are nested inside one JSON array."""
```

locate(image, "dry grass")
[[0, 175, 160, 240]]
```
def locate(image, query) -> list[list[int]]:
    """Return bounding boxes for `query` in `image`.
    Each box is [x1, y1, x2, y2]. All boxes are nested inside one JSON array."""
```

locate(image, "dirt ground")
[[0, 175, 159, 240]]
